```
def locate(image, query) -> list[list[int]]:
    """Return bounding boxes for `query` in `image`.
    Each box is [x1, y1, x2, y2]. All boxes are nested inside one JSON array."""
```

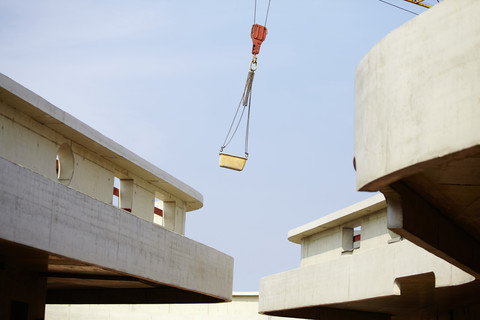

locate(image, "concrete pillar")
[[0, 265, 47, 320], [342, 228, 354, 251], [163, 201, 186, 235], [384, 182, 480, 279], [119, 179, 134, 212], [118, 179, 154, 222]]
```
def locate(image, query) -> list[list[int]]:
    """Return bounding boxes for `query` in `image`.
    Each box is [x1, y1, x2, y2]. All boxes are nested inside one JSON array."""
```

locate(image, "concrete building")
[[45, 292, 303, 320], [259, 195, 479, 319], [0, 73, 233, 319], [354, 0, 480, 282], [260, 0, 480, 318]]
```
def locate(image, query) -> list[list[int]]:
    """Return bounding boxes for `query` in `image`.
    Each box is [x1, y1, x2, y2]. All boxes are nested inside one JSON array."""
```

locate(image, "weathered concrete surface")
[[259, 195, 479, 319], [354, 0, 480, 278], [0, 156, 233, 303]]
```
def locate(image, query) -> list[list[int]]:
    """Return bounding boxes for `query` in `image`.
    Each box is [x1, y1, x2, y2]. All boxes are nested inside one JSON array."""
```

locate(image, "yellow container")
[[219, 153, 247, 171]]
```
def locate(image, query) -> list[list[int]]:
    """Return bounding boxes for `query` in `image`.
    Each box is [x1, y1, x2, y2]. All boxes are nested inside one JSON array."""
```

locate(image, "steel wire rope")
[[377, 0, 419, 15], [244, 87, 253, 156], [221, 0, 270, 155], [220, 76, 251, 152], [254, 0, 272, 27]]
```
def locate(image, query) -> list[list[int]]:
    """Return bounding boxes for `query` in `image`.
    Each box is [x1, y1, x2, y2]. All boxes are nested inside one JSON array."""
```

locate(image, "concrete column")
[[342, 228, 354, 251], [131, 184, 154, 223], [384, 182, 480, 279], [118, 179, 155, 222], [119, 179, 133, 212], [163, 201, 186, 235], [0, 266, 47, 320]]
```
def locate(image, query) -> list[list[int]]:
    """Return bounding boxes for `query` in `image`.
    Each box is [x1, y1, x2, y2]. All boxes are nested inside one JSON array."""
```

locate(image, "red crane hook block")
[[251, 24, 267, 55]]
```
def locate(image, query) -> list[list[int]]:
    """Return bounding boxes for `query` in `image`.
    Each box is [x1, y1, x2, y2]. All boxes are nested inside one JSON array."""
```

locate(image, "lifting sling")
[[219, 0, 271, 171]]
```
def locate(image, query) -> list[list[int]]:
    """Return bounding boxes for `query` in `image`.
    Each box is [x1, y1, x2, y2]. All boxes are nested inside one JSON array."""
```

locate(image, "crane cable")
[[220, 0, 271, 158], [254, 0, 272, 27], [378, 0, 419, 15]]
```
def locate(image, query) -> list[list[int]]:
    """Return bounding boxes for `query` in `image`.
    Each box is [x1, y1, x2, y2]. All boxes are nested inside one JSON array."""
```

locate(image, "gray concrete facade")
[[0, 73, 233, 319]]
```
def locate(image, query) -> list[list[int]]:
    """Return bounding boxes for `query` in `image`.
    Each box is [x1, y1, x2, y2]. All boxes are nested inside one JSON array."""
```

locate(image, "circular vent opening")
[[56, 143, 74, 185]]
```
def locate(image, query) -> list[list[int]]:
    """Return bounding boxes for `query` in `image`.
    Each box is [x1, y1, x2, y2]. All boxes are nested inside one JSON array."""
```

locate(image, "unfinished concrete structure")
[[354, 0, 480, 281], [260, 0, 480, 318], [259, 195, 479, 319], [0, 73, 233, 319]]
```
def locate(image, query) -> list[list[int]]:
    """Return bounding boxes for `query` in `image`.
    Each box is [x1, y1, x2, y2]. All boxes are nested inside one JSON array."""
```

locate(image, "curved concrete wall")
[[354, 0, 480, 191]]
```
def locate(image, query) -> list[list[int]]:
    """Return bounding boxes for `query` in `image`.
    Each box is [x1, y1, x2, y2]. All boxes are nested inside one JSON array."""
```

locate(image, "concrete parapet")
[[0, 156, 233, 304]]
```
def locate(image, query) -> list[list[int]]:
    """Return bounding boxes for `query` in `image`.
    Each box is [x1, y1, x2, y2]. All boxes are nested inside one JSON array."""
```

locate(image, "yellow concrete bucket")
[[219, 153, 247, 171]]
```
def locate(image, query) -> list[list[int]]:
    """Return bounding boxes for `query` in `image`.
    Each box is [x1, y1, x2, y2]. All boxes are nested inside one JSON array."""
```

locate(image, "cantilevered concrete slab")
[[259, 195, 479, 320], [0, 73, 233, 318], [354, 0, 480, 278]]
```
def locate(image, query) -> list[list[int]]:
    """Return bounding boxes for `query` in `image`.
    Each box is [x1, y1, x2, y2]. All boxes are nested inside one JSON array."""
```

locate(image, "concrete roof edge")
[[287, 194, 386, 244], [0, 73, 203, 210], [233, 291, 259, 296]]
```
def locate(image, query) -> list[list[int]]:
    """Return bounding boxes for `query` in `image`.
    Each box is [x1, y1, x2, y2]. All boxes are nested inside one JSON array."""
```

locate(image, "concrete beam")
[[384, 182, 480, 278], [0, 157, 233, 303]]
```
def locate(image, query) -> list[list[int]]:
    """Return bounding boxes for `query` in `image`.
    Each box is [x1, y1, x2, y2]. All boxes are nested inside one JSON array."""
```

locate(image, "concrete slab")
[[0, 153, 233, 304]]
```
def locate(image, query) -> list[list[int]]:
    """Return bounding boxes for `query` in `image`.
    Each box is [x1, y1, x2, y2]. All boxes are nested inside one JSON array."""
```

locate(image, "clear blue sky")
[[0, 0, 427, 291]]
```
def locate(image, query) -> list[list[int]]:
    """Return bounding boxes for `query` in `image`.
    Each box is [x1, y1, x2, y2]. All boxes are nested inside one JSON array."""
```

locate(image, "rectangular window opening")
[[342, 225, 361, 254], [153, 197, 164, 226], [353, 225, 362, 249], [112, 176, 120, 207]]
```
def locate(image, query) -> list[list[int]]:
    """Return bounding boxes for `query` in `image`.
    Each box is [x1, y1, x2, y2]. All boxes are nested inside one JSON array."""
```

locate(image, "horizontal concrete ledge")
[[0, 157, 233, 303], [0, 73, 203, 211], [232, 291, 259, 296], [288, 194, 385, 244]]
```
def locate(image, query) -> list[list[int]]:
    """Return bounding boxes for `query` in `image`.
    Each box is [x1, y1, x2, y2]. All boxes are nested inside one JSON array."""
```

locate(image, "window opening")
[[56, 143, 74, 186], [342, 225, 361, 254], [353, 225, 362, 249], [154, 197, 164, 226], [112, 176, 120, 207]]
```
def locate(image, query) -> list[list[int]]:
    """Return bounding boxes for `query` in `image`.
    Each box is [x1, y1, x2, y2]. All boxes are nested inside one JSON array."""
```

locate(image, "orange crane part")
[[251, 24, 267, 55], [403, 0, 432, 8]]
